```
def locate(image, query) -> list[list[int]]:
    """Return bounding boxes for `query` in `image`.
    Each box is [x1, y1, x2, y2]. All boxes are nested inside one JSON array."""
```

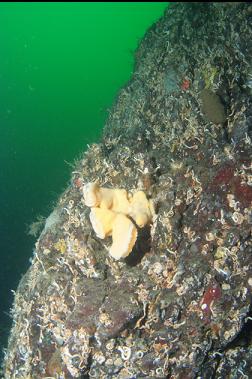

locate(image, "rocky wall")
[[3, 3, 252, 378]]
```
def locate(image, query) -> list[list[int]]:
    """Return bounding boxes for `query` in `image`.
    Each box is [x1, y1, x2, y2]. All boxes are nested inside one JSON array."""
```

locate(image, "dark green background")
[[0, 2, 168, 361]]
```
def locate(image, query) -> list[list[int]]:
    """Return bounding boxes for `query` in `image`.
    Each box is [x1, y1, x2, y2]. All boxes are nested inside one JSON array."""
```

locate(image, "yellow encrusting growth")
[[83, 182, 154, 260]]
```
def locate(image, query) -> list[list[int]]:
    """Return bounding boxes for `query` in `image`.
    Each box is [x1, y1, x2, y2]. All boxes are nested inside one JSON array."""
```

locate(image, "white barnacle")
[[156, 367, 164, 376], [93, 351, 105, 365], [117, 346, 131, 361], [232, 211, 244, 225], [135, 350, 144, 359], [68, 199, 74, 209]]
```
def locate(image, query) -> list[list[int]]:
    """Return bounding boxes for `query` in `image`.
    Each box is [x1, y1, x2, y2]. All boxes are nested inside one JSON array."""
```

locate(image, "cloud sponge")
[[83, 183, 153, 260]]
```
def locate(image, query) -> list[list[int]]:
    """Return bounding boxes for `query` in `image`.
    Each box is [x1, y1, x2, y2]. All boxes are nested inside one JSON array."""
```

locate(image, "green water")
[[0, 2, 168, 360]]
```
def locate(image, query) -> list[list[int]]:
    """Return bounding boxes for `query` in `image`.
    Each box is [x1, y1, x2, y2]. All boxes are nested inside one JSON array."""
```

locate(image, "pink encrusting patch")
[[210, 163, 252, 207]]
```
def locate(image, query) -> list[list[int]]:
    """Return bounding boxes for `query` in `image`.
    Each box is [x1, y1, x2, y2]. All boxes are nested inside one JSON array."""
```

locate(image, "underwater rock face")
[[3, 3, 252, 378]]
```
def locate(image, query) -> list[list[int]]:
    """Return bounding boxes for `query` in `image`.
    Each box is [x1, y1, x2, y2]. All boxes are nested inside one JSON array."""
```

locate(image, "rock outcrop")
[[3, 3, 252, 378]]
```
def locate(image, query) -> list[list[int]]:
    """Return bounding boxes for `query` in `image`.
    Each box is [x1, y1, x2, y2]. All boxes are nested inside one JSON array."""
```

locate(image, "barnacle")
[[231, 211, 244, 225], [83, 183, 153, 260]]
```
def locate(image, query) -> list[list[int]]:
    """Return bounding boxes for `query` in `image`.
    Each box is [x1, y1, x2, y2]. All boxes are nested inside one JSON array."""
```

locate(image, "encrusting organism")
[[83, 182, 154, 260]]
